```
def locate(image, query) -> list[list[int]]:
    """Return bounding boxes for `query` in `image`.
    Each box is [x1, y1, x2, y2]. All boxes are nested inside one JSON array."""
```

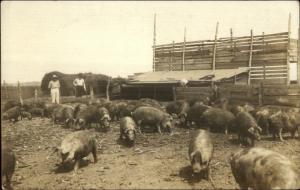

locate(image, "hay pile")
[[41, 71, 109, 96]]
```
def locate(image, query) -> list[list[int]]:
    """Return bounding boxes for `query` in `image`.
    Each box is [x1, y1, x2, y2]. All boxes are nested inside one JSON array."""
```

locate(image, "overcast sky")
[[1, 1, 299, 83]]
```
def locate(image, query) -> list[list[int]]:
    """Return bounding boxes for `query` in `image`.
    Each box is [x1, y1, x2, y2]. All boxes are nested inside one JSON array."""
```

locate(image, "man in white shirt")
[[73, 73, 86, 97], [48, 74, 60, 104]]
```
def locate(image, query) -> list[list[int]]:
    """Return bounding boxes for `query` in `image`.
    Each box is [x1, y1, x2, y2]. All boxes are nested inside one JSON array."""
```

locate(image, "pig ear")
[[190, 151, 196, 159], [257, 126, 262, 133], [248, 127, 255, 134]]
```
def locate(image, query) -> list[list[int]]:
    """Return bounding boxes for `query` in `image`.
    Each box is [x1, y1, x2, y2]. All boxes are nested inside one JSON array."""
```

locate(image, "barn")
[[121, 17, 299, 105]]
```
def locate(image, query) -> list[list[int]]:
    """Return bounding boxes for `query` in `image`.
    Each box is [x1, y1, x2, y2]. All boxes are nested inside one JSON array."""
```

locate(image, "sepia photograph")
[[1, 1, 300, 189]]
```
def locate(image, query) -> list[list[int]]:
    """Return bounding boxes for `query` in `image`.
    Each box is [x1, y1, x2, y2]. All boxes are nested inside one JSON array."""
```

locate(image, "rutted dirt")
[[2, 116, 300, 189]]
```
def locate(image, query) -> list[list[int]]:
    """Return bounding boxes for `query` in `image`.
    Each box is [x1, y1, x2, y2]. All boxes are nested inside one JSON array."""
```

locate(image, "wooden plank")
[[153, 14, 156, 71], [212, 22, 219, 70], [286, 13, 291, 85], [248, 30, 254, 84]]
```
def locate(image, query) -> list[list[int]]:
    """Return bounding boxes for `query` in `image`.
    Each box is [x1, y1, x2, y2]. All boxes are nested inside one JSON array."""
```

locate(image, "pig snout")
[[191, 153, 206, 173], [102, 117, 110, 127], [248, 126, 261, 140], [127, 130, 135, 143]]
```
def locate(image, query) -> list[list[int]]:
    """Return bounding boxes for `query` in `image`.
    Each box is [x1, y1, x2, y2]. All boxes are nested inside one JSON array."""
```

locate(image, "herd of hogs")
[[2, 96, 300, 189]]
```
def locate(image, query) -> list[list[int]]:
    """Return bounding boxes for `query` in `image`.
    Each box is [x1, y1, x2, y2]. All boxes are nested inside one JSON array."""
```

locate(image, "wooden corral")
[[154, 32, 298, 85], [175, 84, 300, 107], [1, 85, 42, 101]]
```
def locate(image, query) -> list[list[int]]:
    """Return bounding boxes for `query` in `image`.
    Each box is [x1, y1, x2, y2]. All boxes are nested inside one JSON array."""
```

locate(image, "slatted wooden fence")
[[175, 84, 300, 107]]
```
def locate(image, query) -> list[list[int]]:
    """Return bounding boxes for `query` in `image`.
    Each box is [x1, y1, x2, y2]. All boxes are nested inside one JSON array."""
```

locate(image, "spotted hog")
[[188, 129, 214, 180], [55, 130, 98, 173], [230, 147, 300, 189], [120, 116, 137, 145], [132, 106, 173, 134], [1, 143, 16, 189]]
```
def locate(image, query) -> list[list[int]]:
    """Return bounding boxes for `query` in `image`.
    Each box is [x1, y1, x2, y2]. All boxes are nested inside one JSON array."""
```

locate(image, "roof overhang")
[[127, 67, 249, 84]]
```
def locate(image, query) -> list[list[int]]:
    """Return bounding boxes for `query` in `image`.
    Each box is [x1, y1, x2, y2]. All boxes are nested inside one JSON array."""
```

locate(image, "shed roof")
[[128, 67, 249, 84]]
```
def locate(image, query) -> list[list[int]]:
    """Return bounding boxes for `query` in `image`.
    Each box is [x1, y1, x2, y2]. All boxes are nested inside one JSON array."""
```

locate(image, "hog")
[[106, 101, 127, 121], [138, 98, 162, 108], [55, 130, 97, 173], [186, 101, 211, 127], [74, 105, 100, 130], [2, 106, 21, 123], [97, 107, 111, 129], [3, 100, 21, 112], [119, 104, 137, 118], [255, 108, 271, 135], [20, 111, 32, 120], [132, 106, 173, 134], [1, 143, 16, 189], [28, 107, 44, 117], [52, 105, 75, 128], [202, 107, 236, 134], [288, 111, 300, 139], [268, 111, 298, 141], [188, 129, 214, 180], [43, 103, 61, 118], [166, 100, 190, 127], [235, 108, 262, 146], [119, 117, 137, 145], [230, 147, 300, 190]]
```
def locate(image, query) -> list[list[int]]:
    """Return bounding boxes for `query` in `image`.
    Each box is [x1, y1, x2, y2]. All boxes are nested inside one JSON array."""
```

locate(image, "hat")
[[52, 74, 58, 78]]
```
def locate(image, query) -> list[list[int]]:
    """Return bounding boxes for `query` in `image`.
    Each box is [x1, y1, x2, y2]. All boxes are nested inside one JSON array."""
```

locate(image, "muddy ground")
[[2, 115, 300, 189]]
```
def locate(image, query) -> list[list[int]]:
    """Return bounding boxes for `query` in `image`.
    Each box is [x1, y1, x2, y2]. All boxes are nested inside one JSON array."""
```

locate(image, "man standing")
[[73, 73, 86, 97], [48, 74, 60, 104]]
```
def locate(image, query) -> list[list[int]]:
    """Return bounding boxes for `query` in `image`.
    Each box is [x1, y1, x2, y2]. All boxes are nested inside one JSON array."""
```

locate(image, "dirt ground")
[[2, 114, 300, 189]]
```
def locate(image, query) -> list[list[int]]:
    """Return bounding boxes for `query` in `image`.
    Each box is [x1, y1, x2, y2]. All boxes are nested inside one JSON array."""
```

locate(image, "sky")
[[1, 1, 299, 83]]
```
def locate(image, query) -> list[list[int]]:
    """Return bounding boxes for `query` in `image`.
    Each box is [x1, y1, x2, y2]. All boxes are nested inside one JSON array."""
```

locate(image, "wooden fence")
[[1, 86, 43, 101], [175, 84, 300, 107], [155, 32, 290, 71]]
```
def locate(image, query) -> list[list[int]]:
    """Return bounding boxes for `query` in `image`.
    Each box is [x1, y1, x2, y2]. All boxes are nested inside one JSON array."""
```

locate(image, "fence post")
[[90, 87, 94, 100], [106, 77, 111, 101], [17, 81, 23, 106], [258, 82, 263, 106], [34, 89, 38, 101], [212, 22, 219, 70], [3, 80, 9, 99], [248, 29, 254, 85], [172, 87, 177, 101]]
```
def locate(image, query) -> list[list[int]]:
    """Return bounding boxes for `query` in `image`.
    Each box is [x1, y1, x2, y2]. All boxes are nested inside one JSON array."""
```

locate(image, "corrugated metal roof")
[[128, 67, 249, 84]]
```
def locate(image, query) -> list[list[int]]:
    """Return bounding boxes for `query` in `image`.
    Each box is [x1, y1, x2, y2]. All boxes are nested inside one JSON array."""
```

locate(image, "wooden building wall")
[[154, 32, 297, 84]]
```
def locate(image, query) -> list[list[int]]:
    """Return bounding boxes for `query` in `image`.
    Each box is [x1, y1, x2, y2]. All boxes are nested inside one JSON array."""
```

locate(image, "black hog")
[[97, 107, 111, 129], [56, 130, 97, 173], [166, 100, 190, 127], [44, 103, 61, 118], [105, 101, 127, 121], [230, 147, 300, 189], [28, 107, 44, 117], [202, 107, 236, 134], [52, 105, 75, 128], [1, 143, 16, 189], [255, 108, 271, 135], [74, 105, 100, 130], [186, 101, 211, 127], [2, 106, 21, 123], [119, 104, 137, 118], [268, 111, 298, 141], [188, 129, 214, 180], [3, 100, 21, 112], [20, 111, 32, 120], [235, 108, 262, 146], [139, 98, 162, 108], [132, 106, 173, 134], [120, 117, 137, 145], [288, 111, 300, 139]]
